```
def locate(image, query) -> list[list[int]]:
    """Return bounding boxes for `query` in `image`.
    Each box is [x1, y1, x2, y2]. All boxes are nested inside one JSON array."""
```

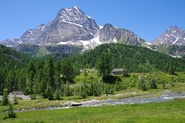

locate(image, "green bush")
[[1, 89, 9, 106], [3, 103, 16, 120], [150, 78, 157, 89], [137, 78, 148, 91]]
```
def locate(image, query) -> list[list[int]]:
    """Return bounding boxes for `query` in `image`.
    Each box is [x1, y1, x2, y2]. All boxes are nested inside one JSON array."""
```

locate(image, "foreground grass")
[[1, 98, 185, 123]]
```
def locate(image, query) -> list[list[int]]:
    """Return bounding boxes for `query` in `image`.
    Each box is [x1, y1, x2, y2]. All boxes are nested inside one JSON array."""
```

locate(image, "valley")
[[0, 5, 185, 123]]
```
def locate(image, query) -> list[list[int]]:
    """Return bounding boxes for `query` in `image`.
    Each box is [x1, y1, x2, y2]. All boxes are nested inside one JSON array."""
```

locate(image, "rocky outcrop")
[[99, 23, 146, 46], [152, 26, 185, 45]]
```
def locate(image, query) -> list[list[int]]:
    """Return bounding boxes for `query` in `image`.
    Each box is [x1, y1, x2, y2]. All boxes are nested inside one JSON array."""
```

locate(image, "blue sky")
[[0, 0, 185, 42]]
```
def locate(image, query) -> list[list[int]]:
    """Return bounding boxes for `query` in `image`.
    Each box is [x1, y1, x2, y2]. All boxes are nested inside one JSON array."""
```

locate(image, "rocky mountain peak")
[[57, 6, 85, 23], [166, 26, 183, 34], [99, 23, 146, 46], [103, 23, 115, 28], [152, 26, 185, 45], [56, 6, 99, 30], [168, 25, 181, 30]]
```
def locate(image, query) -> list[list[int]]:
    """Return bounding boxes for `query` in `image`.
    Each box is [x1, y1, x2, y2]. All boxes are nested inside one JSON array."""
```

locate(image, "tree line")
[[72, 43, 185, 72]]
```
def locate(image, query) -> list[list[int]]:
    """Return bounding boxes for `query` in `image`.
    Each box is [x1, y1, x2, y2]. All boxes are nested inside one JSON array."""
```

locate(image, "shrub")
[[150, 78, 157, 89], [13, 95, 18, 105], [3, 103, 16, 120], [1, 88, 9, 106], [137, 78, 148, 91]]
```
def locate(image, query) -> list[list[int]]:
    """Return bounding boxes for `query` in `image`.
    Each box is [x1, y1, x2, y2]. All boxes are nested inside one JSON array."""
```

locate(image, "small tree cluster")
[[72, 80, 116, 98], [137, 77, 158, 91], [138, 78, 147, 91]]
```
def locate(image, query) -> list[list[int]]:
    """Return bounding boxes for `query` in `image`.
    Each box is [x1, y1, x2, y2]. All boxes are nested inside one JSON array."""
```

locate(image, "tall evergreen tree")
[[43, 58, 55, 98], [54, 61, 62, 89], [1, 88, 9, 106], [96, 52, 112, 76], [61, 58, 75, 81], [26, 61, 36, 94], [48, 58, 55, 89], [5, 70, 15, 92], [0, 68, 6, 95], [17, 68, 27, 93]]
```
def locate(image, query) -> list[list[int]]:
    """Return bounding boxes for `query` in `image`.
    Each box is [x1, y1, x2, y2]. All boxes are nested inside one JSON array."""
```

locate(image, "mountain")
[[99, 23, 147, 46], [152, 26, 185, 45], [154, 44, 185, 58], [150, 26, 185, 57], [0, 6, 148, 52]]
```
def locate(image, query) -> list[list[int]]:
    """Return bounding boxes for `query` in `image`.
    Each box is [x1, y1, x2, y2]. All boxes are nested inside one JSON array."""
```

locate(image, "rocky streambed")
[[80, 90, 185, 107], [13, 90, 185, 112]]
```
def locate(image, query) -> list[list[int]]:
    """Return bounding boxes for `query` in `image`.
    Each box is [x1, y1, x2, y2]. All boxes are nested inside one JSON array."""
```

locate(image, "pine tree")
[[45, 86, 54, 100], [54, 61, 62, 90], [96, 52, 112, 76], [0, 68, 6, 95], [48, 58, 55, 89], [43, 58, 55, 98], [61, 59, 75, 81], [5, 70, 15, 93], [54, 88, 61, 100], [1, 88, 9, 106], [17, 68, 27, 93], [6, 103, 16, 118], [168, 65, 174, 75], [26, 61, 36, 94]]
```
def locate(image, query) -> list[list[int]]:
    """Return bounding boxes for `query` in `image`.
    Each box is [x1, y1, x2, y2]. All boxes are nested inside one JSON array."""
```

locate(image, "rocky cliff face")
[[152, 26, 185, 45], [0, 6, 147, 51], [99, 23, 146, 46]]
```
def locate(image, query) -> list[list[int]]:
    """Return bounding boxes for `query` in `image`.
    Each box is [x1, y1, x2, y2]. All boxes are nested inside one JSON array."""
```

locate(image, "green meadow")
[[0, 98, 185, 123]]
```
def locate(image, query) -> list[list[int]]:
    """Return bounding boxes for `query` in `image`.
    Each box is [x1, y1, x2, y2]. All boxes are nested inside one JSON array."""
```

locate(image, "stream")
[[81, 91, 185, 107], [15, 90, 185, 112], [45, 90, 185, 110]]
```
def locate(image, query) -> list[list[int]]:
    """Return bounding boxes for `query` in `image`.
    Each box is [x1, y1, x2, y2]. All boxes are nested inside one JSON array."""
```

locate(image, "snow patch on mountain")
[[86, 15, 93, 19], [99, 25, 103, 29], [73, 6, 82, 14], [17, 40, 23, 44], [146, 42, 152, 45], [61, 20, 83, 27], [113, 38, 117, 43], [173, 37, 179, 44]]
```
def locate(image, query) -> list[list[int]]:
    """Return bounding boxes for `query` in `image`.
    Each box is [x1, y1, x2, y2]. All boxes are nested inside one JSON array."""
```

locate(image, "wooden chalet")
[[111, 68, 123, 75]]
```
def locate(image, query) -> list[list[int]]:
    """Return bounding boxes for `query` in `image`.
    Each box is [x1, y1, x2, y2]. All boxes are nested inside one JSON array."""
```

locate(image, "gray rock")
[[99, 23, 146, 46], [152, 26, 185, 45]]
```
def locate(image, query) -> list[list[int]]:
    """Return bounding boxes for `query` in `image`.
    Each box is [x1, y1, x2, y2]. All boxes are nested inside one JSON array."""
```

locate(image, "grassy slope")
[[0, 98, 185, 123]]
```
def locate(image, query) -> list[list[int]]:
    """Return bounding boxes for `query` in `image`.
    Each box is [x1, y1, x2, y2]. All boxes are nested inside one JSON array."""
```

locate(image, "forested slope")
[[0, 44, 29, 69], [73, 43, 185, 72], [0, 45, 30, 94]]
